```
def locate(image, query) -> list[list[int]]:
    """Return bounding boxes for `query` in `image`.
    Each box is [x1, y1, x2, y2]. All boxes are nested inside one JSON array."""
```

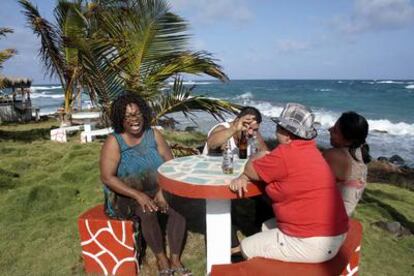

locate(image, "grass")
[[0, 119, 413, 275]]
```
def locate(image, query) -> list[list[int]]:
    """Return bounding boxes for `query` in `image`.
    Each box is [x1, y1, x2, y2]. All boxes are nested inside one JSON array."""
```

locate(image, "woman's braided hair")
[[110, 93, 152, 134]]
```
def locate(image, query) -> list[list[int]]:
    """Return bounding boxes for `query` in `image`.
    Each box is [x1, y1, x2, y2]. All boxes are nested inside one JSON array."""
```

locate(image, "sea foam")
[[31, 92, 64, 99], [231, 95, 414, 137], [376, 80, 404, 84], [31, 85, 62, 92]]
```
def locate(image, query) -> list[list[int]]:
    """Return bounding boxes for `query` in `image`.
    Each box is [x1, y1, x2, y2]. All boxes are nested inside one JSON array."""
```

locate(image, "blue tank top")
[[113, 128, 164, 179], [103, 128, 164, 214]]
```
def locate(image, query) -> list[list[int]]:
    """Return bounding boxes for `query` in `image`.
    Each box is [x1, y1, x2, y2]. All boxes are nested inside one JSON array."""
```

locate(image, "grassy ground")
[[0, 119, 413, 275]]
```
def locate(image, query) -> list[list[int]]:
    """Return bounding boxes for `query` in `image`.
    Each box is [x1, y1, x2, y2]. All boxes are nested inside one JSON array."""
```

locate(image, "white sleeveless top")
[[202, 122, 239, 156], [337, 147, 368, 216]]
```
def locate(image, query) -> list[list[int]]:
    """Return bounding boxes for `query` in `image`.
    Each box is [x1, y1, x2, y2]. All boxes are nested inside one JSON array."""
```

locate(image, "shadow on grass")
[[0, 168, 19, 190], [365, 189, 402, 202], [0, 127, 52, 142], [169, 194, 206, 234], [169, 193, 274, 241], [362, 190, 414, 234]]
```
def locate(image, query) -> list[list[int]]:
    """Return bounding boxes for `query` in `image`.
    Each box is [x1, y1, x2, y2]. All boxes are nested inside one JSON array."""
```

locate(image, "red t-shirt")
[[253, 139, 349, 238]]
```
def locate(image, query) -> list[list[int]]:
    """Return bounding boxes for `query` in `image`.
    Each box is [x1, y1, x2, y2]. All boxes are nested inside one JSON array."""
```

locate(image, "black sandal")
[[158, 268, 174, 276], [173, 267, 193, 276]]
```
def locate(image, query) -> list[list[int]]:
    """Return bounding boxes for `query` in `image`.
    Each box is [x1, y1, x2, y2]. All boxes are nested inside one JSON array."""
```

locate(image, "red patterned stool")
[[211, 219, 363, 276], [78, 205, 140, 275]]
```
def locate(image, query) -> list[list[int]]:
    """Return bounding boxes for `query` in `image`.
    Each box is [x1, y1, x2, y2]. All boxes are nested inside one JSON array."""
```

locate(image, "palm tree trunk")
[[62, 85, 73, 125]]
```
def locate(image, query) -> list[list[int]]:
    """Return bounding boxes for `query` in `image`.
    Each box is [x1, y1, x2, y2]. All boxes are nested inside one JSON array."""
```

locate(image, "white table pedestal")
[[206, 199, 231, 275]]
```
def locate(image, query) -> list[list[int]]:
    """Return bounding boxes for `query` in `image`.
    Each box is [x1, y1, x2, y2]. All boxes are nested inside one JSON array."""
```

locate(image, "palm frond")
[[0, 28, 13, 37], [0, 49, 16, 70], [150, 77, 239, 125], [143, 51, 228, 90], [92, 0, 191, 88], [18, 0, 65, 83]]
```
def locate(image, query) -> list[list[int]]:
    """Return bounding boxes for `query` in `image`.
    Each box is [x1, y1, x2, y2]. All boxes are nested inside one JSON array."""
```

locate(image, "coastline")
[[26, 79, 414, 166]]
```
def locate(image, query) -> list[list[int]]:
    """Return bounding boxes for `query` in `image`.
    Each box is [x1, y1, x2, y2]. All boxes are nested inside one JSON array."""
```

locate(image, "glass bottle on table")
[[222, 140, 234, 174], [238, 130, 248, 159]]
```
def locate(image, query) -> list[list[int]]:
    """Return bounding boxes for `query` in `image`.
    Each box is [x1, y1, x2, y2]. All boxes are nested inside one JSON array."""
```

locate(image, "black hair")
[[237, 106, 262, 123], [276, 124, 302, 140], [338, 111, 371, 164], [110, 92, 152, 133]]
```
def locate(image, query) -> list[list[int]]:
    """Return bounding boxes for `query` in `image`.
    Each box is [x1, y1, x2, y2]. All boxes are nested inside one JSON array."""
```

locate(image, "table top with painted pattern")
[[158, 155, 246, 186]]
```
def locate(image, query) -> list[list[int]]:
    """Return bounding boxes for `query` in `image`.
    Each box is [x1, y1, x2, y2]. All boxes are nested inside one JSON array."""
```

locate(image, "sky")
[[0, 0, 414, 84]]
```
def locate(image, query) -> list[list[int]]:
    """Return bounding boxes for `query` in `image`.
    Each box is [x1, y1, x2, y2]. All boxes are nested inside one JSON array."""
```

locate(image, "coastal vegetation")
[[0, 120, 413, 275]]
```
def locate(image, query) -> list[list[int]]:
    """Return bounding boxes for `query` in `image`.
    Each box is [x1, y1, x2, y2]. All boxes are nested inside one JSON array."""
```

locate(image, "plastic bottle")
[[222, 140, 234, 174], [248, 133, 258, 157], [238, 130, 248, 159]]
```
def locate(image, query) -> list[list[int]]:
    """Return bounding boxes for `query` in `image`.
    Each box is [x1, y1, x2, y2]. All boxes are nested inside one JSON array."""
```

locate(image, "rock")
[[377, 156, 389, 162], [369, 160, 402, 173], [185, 126, 197, 132], [389, 155, 405, 166], [385, 221, 401, 233], [373, 221, 412, 237]]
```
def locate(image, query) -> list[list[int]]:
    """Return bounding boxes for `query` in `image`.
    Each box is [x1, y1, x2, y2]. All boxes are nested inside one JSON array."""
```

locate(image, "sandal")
[[173, 267, 193, 276], [158, 268, 174, 276]]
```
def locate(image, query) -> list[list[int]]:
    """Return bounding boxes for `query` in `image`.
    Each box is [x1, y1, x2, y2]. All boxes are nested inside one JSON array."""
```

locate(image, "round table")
[[71, 112, 101, 142], [158, 155, 262, 274]]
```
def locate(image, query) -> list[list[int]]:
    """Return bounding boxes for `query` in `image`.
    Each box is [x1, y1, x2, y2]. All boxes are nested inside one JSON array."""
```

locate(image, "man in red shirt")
[[229, 103, 349, 263]]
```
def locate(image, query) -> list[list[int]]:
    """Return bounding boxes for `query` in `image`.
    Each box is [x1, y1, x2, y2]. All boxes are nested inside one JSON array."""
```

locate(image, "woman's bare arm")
[[323, 148, 350, 181], [153, 128, 173, 161]]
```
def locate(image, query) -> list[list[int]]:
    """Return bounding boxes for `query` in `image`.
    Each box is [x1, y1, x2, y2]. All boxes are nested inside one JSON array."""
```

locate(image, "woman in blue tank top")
[[100, 93, 191, 276]]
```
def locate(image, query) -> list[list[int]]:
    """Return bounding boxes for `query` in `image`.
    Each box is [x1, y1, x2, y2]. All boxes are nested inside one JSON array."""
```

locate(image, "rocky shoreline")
[[368, 158, 414, 191]]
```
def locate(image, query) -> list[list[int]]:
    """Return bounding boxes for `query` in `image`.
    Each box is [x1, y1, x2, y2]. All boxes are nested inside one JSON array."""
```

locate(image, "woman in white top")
[[323, 111, 371, 216]]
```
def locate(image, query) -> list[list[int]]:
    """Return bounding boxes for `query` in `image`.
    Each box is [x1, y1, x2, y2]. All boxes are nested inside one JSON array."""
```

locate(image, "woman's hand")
[[228, 175, 249, 198], [154, 190, 169, 213], [135, 192, 158, 213]]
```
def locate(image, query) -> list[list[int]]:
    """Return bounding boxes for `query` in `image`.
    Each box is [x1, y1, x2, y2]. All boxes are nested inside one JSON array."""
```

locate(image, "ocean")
[[28, 79, 414, 166]]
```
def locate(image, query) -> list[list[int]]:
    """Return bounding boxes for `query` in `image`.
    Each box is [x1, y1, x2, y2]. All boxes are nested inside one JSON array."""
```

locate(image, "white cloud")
[[171, 0, 253, 24], [275, 39, 311, 53], [334, 0, 414, 34]]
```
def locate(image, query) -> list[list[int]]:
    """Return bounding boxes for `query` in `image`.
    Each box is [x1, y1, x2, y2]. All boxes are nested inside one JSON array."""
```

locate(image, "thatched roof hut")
[[0, 76, 32, 89], [0, 76, 36, 123]]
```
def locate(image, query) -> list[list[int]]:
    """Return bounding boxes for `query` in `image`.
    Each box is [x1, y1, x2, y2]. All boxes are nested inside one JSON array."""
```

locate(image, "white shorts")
[[241, 218, 347, 263]]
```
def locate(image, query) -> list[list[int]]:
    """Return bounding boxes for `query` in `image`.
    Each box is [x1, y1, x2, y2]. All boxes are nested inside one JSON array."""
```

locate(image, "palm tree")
[[84, 0, 239, 123], [19, 0, 94, 116], [20, 0, 239, 123], [0, 28, 17, 88]]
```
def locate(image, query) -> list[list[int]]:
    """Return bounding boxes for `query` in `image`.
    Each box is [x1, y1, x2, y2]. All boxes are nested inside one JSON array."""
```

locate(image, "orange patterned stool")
[[211, 219, 363, 276], [78, 205, 140, 275]]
